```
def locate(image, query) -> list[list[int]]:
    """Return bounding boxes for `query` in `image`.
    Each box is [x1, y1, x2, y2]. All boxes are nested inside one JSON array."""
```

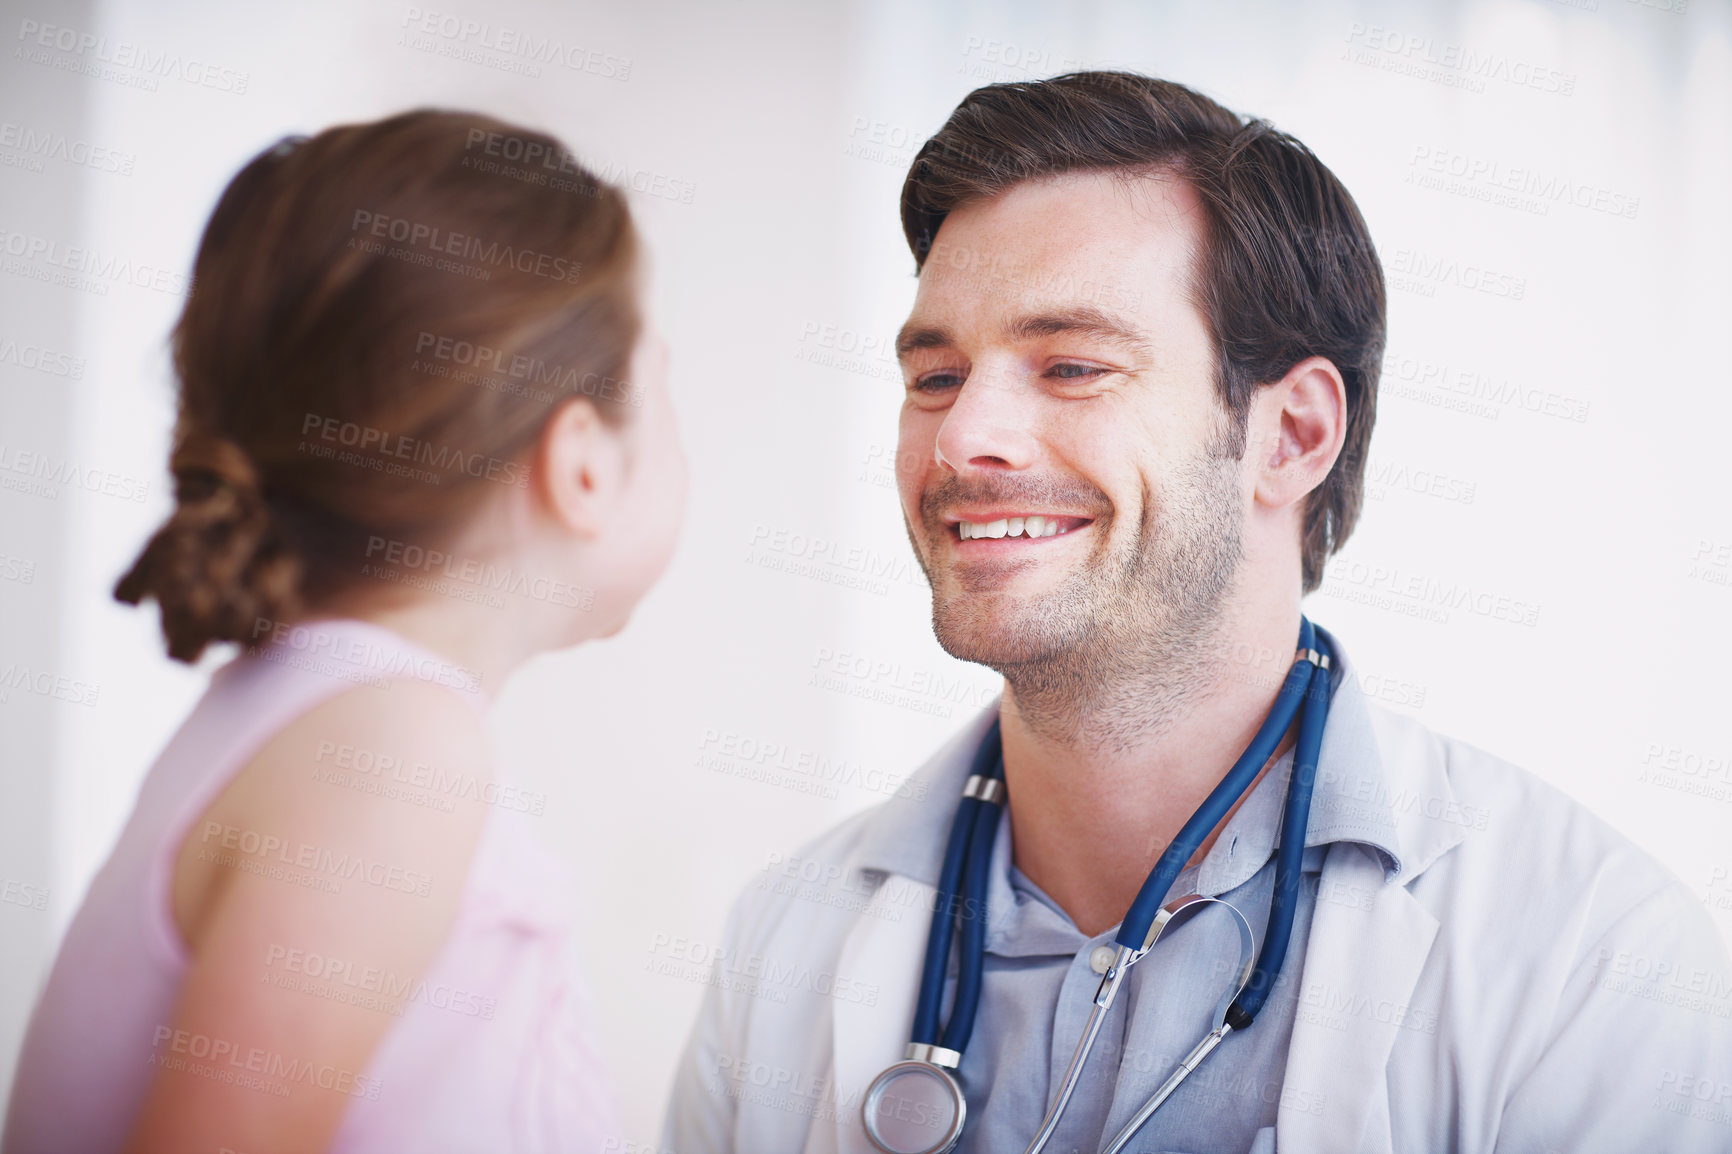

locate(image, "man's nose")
[[933, 371, 1041, 472]]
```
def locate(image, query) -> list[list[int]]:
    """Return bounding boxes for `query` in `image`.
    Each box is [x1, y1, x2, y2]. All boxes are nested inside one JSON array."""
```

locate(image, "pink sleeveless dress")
[[2, 618, 622, 1154]]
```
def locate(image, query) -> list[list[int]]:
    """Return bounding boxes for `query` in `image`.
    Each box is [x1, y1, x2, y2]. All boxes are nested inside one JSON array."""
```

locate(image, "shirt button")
[[1089, 945, 1117, 975]]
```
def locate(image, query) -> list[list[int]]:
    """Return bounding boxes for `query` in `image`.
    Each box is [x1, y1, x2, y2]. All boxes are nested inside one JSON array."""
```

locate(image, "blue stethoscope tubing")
[[910, 720, 1007, 1053], [861, 619, 1334, 1154], [1117, 615, 1328, 1021]]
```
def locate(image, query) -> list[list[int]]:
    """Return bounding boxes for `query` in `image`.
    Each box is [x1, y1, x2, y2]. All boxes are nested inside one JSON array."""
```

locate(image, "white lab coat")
[[662, 662, 1732, 1153]]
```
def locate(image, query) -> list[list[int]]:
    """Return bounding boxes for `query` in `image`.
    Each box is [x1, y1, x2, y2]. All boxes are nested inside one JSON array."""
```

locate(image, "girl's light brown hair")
[[117, 110, 640, 661]]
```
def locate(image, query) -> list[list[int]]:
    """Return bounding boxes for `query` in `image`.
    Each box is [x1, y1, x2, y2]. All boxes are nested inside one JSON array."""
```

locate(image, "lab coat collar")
[[850, 705, 996, 887], [850, 625, 1445, 894]]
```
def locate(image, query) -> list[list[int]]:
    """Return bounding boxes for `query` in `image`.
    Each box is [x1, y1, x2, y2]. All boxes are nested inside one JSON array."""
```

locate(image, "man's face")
[[895, 170, 1248, 680]]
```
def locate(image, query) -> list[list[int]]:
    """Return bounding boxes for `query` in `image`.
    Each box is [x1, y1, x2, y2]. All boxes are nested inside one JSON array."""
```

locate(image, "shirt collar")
[[852, 625, 1407, 892]]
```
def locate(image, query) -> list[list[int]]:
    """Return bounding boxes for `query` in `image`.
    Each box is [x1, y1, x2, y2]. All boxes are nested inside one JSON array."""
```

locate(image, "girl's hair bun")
[[115, 428, 302, 662]]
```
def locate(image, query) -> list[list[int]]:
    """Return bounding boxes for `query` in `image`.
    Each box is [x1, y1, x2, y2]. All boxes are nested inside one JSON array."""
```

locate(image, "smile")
[[954, 515, 1091, 540]]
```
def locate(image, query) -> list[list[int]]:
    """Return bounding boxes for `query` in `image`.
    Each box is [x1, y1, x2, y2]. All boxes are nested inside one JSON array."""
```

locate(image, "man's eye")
[[1047, 362, 1105, 380], [914, 372, 964, 393]]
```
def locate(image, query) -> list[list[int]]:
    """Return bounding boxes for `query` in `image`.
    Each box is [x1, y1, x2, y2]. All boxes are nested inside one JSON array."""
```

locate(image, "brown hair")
[[901, 72, 1384, 593], [116, 110, 641, 661]]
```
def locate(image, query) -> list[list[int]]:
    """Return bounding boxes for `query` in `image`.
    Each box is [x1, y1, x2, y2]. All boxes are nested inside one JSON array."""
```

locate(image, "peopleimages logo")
[[264, 944, 498, 1019], [0, 121, 135, 174], [1342, 22, 1576, 95], [248, 616, 484, 695], [0, 336, 84, 378], [196, 820, 434, 898], [298, 412, 532, 490], [0, 442, 150, 503], [398, 7, 633, 80], [414, 331, 643, 408], [0, 226, 192, 297], [149, 1026, 382, 1099], [363, 535, 594, 611], [349, 210, 583, 283], [1407, 145, 1640, 220], [1386, 247, 1526, 301], [313, 737, 549, 815], [15, 19, 251, 93]]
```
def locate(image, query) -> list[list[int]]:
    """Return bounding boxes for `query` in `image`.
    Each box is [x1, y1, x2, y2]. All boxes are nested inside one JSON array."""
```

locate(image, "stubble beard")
[[917, 433, 1246, 754]]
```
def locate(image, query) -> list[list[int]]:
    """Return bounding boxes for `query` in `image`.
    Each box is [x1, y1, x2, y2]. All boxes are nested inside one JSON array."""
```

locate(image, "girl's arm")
[[123, 679, 493, 1154]]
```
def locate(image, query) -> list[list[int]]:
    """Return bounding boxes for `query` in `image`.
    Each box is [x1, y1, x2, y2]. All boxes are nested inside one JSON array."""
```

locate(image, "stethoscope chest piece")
[[863, 1049, 967, 1154]]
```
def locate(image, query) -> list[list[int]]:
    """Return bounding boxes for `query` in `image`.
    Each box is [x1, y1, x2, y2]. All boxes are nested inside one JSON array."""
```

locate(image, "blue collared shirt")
[[854, 647, 1405, 1153]]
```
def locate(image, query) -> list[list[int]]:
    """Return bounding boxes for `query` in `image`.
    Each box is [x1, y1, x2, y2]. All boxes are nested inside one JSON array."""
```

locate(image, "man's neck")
[[998, 608, 1303, 937]]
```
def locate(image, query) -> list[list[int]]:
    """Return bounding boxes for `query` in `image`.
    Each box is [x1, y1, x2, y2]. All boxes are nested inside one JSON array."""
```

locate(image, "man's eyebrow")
[[894, 307, 1151, 359], [895, 324, 952, 358], [1007, 307, 1151, 354]]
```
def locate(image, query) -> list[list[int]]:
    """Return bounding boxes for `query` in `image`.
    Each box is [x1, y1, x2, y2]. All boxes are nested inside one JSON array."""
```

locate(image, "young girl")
[[2, 110, 685, 1154]]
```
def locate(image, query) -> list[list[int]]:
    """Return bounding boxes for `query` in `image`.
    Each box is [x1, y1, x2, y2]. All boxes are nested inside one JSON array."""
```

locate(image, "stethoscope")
[[862, 619, 1334, 1154]]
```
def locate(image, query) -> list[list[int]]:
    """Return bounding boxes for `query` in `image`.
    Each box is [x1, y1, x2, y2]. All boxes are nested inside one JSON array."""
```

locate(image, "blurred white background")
[[1, 0, 1728, 1144]]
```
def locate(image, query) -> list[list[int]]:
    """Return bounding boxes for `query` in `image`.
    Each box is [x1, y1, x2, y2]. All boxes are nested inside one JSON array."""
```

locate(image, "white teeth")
[[957, 515, 1072, 539]]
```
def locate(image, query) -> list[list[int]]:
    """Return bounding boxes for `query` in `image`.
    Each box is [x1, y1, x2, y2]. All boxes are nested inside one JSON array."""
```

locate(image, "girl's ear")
[[534, 398, 623, 538]]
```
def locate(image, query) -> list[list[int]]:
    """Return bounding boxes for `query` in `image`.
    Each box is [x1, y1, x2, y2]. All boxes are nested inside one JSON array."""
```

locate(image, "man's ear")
[[1249, 355, 1347, 512], [534, 397, 621, 538]]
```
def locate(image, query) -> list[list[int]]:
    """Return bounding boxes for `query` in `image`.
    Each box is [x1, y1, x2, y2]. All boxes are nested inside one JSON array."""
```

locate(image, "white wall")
[[1, 0, 1727, 1144]]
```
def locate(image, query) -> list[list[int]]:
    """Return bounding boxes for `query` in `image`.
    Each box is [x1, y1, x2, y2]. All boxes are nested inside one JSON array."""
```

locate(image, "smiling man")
[[664, 72, 1731, 1154]]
